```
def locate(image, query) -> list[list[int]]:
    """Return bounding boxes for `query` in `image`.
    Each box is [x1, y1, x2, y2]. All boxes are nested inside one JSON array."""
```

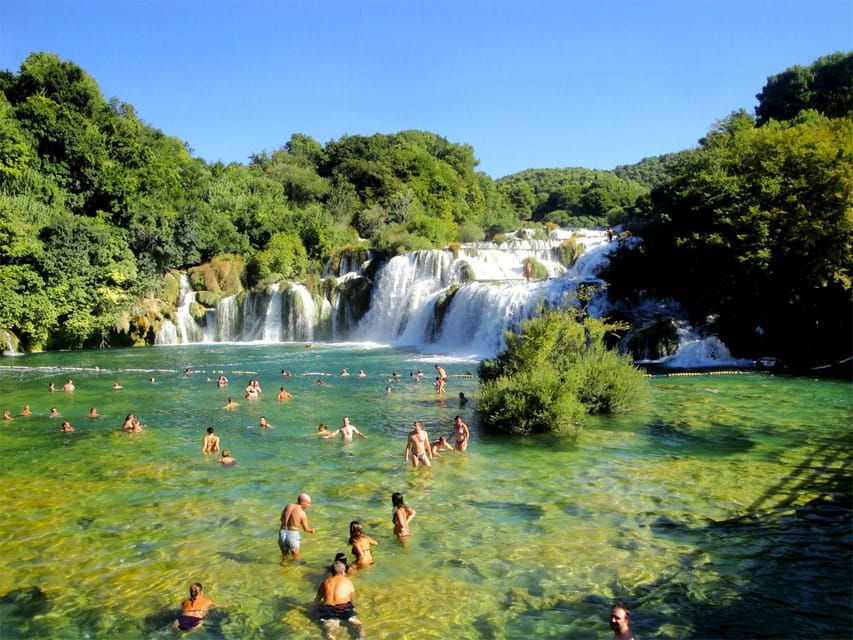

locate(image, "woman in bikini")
[[174, 582, 216, 631], [348, 520, 378, 568], [391, 492, 415, 540]]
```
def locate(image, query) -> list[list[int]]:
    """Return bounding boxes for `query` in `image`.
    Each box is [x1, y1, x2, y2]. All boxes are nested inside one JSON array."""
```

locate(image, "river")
[[0, 343, 850, 639]]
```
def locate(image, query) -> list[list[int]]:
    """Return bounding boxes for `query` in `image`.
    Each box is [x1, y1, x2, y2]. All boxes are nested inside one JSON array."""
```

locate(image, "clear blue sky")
[[2, 0, 850, 178]]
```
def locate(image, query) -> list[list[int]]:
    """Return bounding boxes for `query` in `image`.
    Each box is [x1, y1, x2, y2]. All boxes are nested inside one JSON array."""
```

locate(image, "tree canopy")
[[1, 49, 850, 371]]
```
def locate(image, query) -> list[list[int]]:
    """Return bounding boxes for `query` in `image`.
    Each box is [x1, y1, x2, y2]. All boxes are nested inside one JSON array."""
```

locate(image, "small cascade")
[[155, 321, 178, 345], [262, 284, 283, 342], [281, 283, 316, 342], [174, 275, 204, 344], [656, 321, 754, 368], [0, 328, 19, 355], [216, 295, 241, 342]]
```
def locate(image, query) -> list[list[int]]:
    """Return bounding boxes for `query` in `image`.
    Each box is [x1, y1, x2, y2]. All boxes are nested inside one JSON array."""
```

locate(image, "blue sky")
[[2, 0, 850, 178]]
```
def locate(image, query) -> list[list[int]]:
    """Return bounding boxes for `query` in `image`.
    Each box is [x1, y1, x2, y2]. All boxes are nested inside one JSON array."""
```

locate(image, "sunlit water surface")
[[0, 344, 850, 639]]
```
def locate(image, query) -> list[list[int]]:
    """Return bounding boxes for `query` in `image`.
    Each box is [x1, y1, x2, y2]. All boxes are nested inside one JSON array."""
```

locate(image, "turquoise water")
[[0, 344, 850, 639]]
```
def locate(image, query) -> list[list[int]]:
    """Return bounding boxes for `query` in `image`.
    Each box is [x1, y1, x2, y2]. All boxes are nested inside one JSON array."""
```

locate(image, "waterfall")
[[355, 230, 612, 357], [262, 284, 283, 342], [150, 228, 746, 367], [0, 328, 19, 355], [155, 321, 178, 345]]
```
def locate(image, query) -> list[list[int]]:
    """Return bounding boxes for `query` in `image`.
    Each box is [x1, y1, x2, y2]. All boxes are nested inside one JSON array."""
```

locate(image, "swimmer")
[[281, 370, 293, 377], [316, 423, 330, 436], [316, 379, 328, 387], [49, 407, 58, 418], [324, 417, 367, 441], [112, 381, 123, 390], [279, 493, 315, 562], [174, 582, 216, 632], [357, 369, 366, 378], [431, 435, 454, 456], [391, 492, 415, 540], [259, 416, 272, 429], [348, 521, 378, 568], [48, 382, 55, 392], [315, 561, 364, 639], [3, 410, 12, 421], [216, 375, 228, 387], [404, 421, 432, 468], [458, 391, 469, 407], [203, 427, 220, 453], [277, 387, 293, 401], [452, 415, 470, 451], [219, 449, 236, 465], [340, 368, 349, 376], [610, 603, 636, 640], [63, 379, 75, 392], [122, 413, 135, 431], [60, 421, 74, 432], [20, 405, 31, 416], [223, 397, 239, 410], [88, 407, 98, 418]]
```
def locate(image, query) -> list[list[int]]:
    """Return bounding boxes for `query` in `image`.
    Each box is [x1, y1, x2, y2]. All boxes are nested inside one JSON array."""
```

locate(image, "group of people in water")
[[2, 364, 635, 638]]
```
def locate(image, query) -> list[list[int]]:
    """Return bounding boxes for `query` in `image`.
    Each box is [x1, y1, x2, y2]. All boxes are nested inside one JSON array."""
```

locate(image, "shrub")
[[477, 306, 648, 436]]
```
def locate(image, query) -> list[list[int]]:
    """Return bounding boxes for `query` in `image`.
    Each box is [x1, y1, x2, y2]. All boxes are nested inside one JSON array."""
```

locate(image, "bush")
[[478, 366, 585, 436], [477, 306, 648, 436]]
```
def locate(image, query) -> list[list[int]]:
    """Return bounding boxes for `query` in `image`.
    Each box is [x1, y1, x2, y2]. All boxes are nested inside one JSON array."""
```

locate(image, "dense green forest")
[[1, 51, 850, 370]]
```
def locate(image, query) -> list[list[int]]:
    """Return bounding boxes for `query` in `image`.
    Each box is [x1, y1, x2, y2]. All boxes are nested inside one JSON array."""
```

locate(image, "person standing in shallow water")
[[391, 492, 415, 540], [405, 421, 432, 468], [203, 427, 219, 453], [279, 493, 316, 562], [348, 520, 378, 569]]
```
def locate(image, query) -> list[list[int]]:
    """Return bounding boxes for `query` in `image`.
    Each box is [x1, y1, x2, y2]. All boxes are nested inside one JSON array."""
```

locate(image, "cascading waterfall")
[[155, 274, 204, 345], [355, 229, 608, 357], [262, 284, 284, 342], [150, 229, 747, 366]]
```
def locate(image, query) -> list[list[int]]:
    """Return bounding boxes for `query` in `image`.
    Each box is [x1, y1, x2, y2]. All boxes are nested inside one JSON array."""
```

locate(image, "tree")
[[755, 51, 853, 125], [477, 306, 648, 436]]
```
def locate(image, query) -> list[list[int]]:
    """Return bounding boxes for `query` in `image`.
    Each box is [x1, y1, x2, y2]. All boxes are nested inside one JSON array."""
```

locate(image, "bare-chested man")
[[203, 427, 220, 453], [315, 561, 365, 640], [279, 493, 316, 562], [324, 417, 367, 442], [404, 421, 432, 468]]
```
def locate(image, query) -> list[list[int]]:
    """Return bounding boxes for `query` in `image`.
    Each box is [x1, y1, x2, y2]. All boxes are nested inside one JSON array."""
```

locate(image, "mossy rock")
[[189, 254, 245, 295], [160, 272, 181, 307], [196, 290, 221, 308], [189, 301, 207, 321]]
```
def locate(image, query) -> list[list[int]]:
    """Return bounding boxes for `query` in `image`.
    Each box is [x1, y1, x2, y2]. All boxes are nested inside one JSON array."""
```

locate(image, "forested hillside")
[[603, 52, 852, 369], [1, 50, 850, 370]]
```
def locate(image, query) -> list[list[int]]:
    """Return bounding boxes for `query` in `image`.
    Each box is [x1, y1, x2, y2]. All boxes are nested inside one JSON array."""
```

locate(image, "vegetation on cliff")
[[0, 50, 850, 371]]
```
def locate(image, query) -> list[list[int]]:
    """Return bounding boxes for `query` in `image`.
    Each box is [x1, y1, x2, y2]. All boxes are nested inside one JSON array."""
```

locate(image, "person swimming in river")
[[174, 582, 216, 632], [348, 520, 378, 569]]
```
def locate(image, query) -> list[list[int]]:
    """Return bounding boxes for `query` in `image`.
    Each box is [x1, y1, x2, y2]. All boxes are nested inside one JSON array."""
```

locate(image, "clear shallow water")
[[0, 345, 850, 639]]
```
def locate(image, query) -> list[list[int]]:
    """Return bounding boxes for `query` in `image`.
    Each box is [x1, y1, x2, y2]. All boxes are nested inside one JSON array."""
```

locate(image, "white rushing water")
[[152, 229, 744, 366]]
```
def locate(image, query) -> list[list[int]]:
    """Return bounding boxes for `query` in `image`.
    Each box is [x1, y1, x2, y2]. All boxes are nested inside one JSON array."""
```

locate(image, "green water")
[[0, 344, 850, 639]]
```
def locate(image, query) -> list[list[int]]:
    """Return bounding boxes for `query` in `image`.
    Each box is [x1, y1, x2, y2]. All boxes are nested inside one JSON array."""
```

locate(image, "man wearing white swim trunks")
[[279, 493, 315, 563]]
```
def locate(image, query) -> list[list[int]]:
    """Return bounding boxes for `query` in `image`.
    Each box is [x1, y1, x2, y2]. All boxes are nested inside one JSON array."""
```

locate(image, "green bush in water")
[[477, 306, 648, 436]]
